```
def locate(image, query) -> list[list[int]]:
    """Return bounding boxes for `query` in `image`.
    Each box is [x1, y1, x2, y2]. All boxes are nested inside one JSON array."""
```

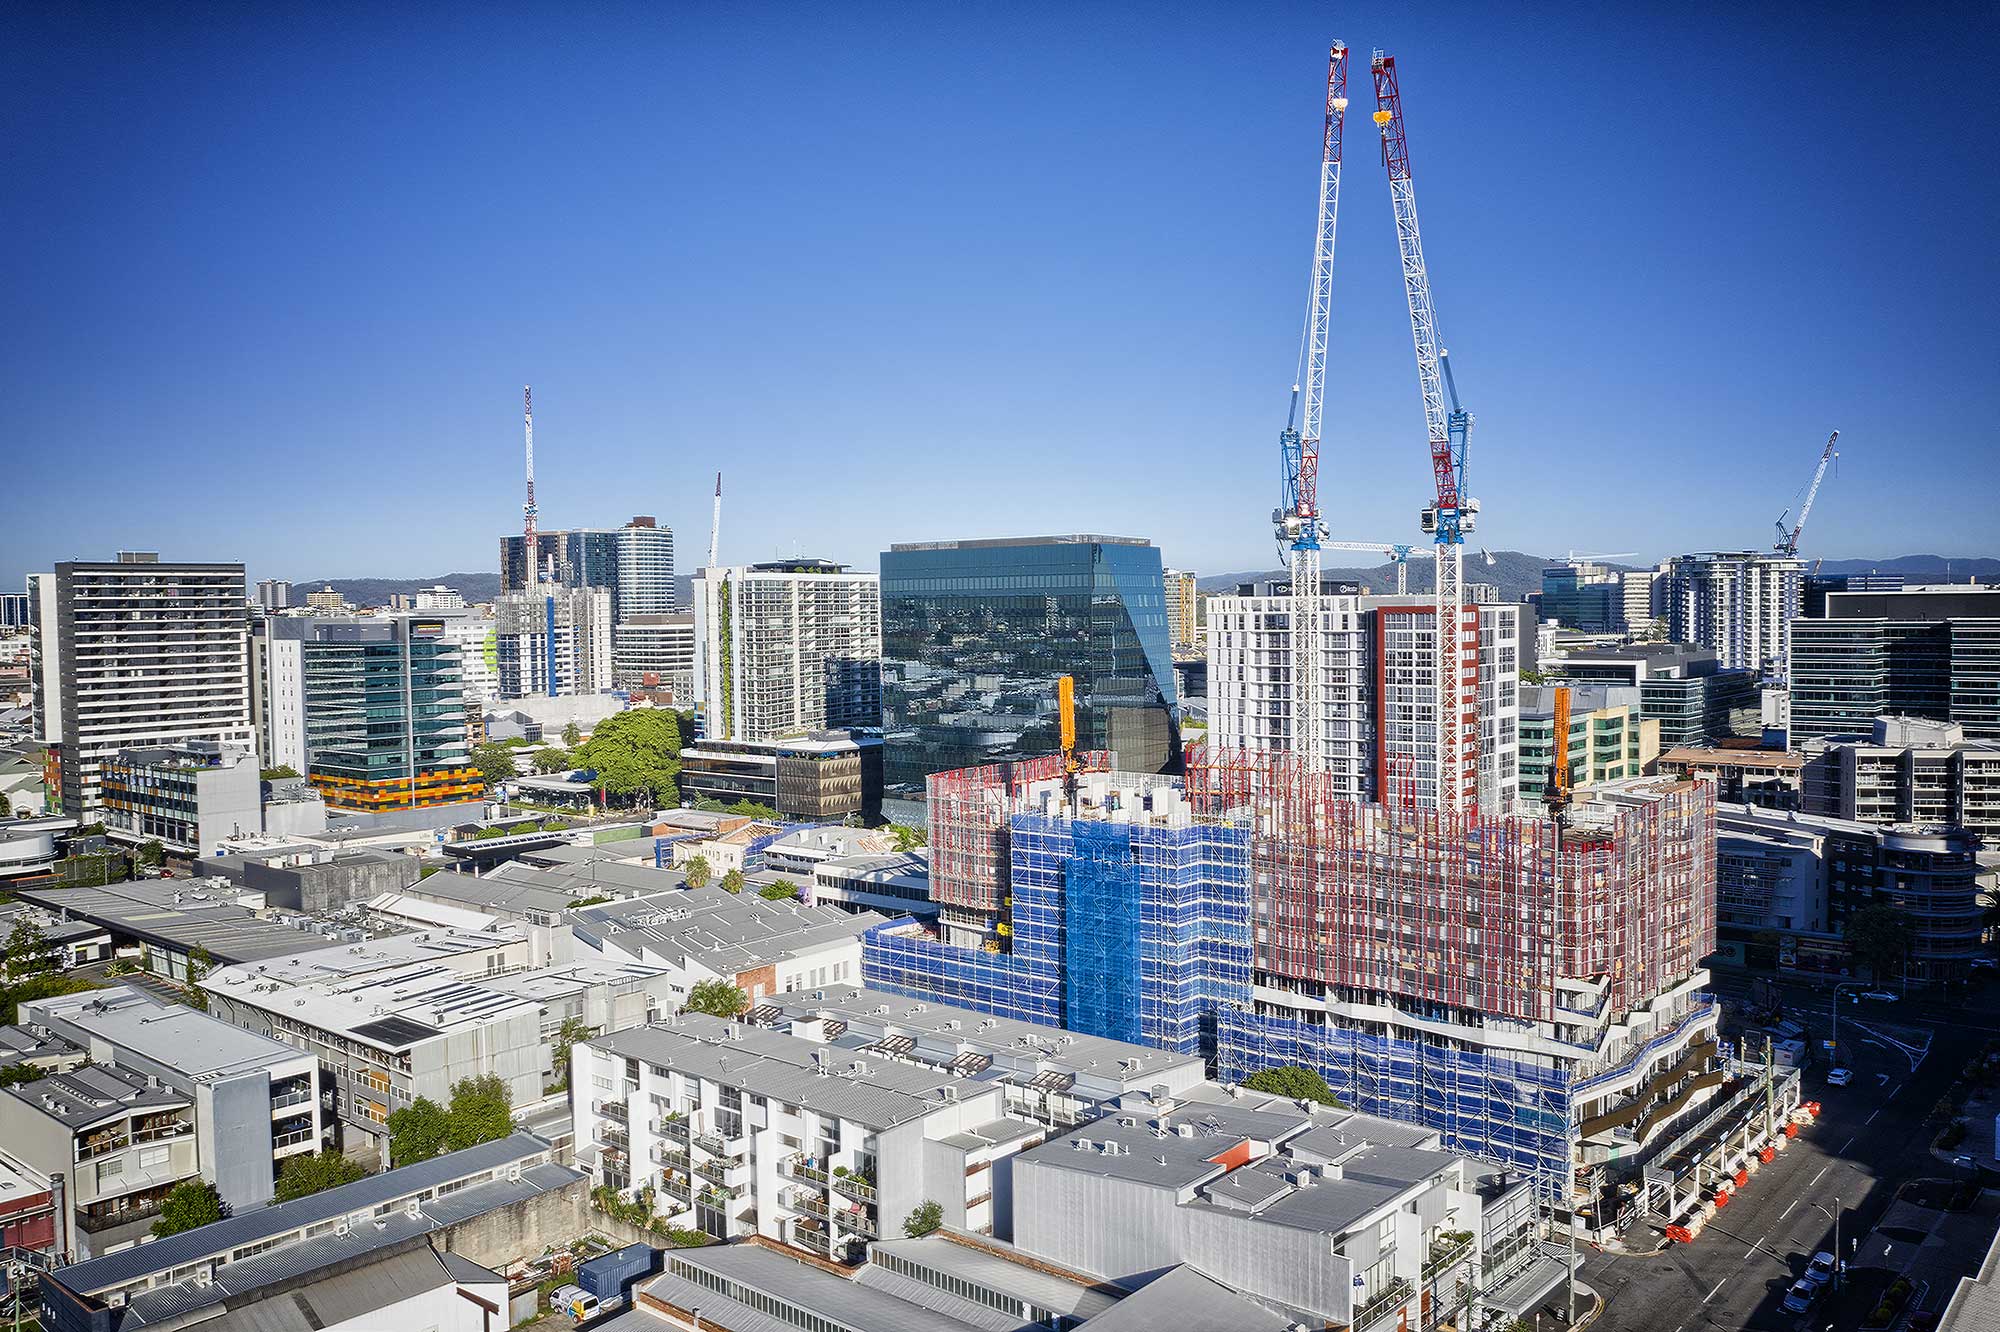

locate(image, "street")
[[1584, 971, 1990, 1331]]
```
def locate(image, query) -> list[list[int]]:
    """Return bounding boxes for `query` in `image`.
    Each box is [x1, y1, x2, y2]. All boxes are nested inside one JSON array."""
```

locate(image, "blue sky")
[[5, 3, 1996, 587]]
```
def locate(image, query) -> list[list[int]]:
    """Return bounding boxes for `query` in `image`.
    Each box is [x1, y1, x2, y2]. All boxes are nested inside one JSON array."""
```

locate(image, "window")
[[140, 1146, 170, 1171]]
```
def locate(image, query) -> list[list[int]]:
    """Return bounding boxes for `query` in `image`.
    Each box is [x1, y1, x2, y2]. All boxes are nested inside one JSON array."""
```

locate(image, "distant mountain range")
[[1198, 553, 2000, 605], [288, 572, 698, 608]]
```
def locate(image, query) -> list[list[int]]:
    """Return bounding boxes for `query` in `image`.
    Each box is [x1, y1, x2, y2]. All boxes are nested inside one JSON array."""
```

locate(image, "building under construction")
[[863, 745, 1722, 1225]]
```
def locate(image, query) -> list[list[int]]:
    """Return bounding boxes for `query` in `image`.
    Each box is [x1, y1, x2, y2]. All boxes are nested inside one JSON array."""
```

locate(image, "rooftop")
[[23, 985, 305, 1080], [1659, 746, 1805, 771], [14, 880, 347, 965], [52, 1132, 570, 1299], [1072, 1264, 1293, 1332], [4, 1061, 187, 1128], [574, 887, 887, 976], [642, 1241, 1002, 1332], [889, 535, 1152, 551], [126, 1242, 504, 1332], [592, 1014, 1006, 1131]]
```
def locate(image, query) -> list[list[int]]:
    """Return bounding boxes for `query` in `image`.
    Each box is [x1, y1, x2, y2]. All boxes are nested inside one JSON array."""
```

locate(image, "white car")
[[1861, 990, 1899, 1002], [1803, 1251, 1837, 1288], [1826, 1067, 1854, 1087]]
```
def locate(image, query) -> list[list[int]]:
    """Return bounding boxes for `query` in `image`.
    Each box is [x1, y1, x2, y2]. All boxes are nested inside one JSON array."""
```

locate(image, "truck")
[[568, 1243, 660, 1320]]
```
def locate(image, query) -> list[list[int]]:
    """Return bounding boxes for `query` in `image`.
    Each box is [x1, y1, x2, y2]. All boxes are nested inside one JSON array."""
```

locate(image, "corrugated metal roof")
[[55, 1132, 566, 1296], [1073, 1266, 1295, 1332]]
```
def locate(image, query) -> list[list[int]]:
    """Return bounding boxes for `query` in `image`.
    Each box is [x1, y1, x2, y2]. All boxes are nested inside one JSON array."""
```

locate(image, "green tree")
[[719, 869, 744, 894], [1242, 1064, 1345, 1107], [182, 942, 214, 1011], [1845, 905, 1916, 981], [683, 978, 748, 1019], [692, 797, 726, 813], [550, 1018, 596, 1091], [274, 1150, 365, 1201], [562, 721, 583, 748], [5, 918, 53, 982], [470, 742, 518, 790], [445, 1074, 514, 1152], [137, 839, 166, 867], [889, 824, 927, 852], [260, 765, 301, 781], [725, 799, 777, 818], [571, 709, 684, 807], [0, 974, 98, 1025], [902, 1200, 943, 1238], [388, 1096, 451, 1166], [0, 1064, 48, 1088], [531, 747, 573, 774], [757, 882, 799, 902], [153, 1180, 225, 1236], [683, 855, 712, 889]]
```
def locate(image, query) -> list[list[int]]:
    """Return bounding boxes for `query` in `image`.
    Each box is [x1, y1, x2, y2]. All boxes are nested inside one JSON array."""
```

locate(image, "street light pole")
[[1830, 982, 1862, 1061], [1811, 1199, 1843, 1291]]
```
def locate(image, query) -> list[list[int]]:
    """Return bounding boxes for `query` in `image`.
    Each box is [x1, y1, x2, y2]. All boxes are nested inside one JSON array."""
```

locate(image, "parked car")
[[1826, 1067, 1854, 1087], [1781, 1279, 1818, 1313], [1861, 990, 1899, 1002], [1803, 1251, 1837, 1288], [1971, 958, 1998, 971]]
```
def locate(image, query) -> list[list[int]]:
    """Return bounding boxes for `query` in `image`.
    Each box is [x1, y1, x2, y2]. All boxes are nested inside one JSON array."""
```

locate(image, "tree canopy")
[[531, 746, 573, 774], [1242, 1064, 1345, 1107], [5, 919, 54, 982], [562, 721, 583, 747], [719, 869, 745, 894], [259, 765, 301, 781], [387, 1097, 451, 1167], [683, 978, 748, 1019], [275, 1150, 365, 1201], [902, 1200, 943, 1238], [572, 708, 684, 805], [445, 1074, 514, 1152], [154, 1180, 225, 1236], [683, 855, 712, 889], [470, 742, 518, 790], [725, 799, 777, 818], [551, 1018, 595, 1091], [757, 881, 799, 901], [1845, 905, 1915, 981], [889, 824, 928, 852]]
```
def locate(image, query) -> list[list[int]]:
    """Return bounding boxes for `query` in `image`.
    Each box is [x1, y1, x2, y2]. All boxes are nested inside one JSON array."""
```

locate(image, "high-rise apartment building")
[[693, 560, 881, 744], [1540, 561, 1623, 633], [495, 587, 614, 700], [1799, 716, 2000, 840], [1787, 584, 2000, 742], [255, 579, 291, 612], [28, 555, 255, 819], [500, 517, 677, 623], [1204, 591, 1522, 812], [1549, 643, 1759, 748], [437, 611, 498, 702], [1663, 551, 1803, 675], [304, 586, 346, 614], [879, 537, 1179, 814], [1163, 567, 1201, 658], [1621, 568, 1660, 636], [612, 612, 696, 694], [258, 616, 480, 812]]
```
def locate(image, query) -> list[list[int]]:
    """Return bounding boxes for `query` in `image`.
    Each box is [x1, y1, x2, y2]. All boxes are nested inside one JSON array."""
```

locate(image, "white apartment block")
[[496, 587, 613, 700], [613, 612, 696, 694], [1664, 551, 1803, 676], [692, 561, 881, 742], [29, 555, 255, 820], [614, 519, 678, 618], [1205, 592, 1521, 812], [572, 1014, 1047, 1261]]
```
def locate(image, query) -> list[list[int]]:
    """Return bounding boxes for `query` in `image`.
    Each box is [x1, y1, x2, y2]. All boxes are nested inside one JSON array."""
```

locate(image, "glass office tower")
[[879, 536, 1180, 813]]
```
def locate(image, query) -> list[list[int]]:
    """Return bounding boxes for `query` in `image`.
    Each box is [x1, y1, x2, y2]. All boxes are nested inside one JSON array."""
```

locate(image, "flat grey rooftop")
[[575, 888, 887, 974], [24, 985, 301, 1080], [6, 1061, 186, 1127], [594, 1015, 999, 1131], [868, 1234, 1118, 1322], [138, 1242, 503, 1332], [14, 881, 346, 965], [1073, 1264, 1294, 1332], [646, 1243, 1001, 1332]]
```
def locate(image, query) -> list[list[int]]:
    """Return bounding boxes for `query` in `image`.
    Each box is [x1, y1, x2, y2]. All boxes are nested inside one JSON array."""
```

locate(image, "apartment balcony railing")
[[834, 1204, 878, 1238], [273, 1127, 316, 1149], [829, 1172, 876, 1203], [657, 1117, 691, 1140], [77, 1198, 167, 1234], [781, 1154, 829, 1185], [270, 1087, 315, 1110], [660, 1175, 693, 1203], [692, 1130, 726, 1156], [789, 1191, 829, 1220], [1355, 1278, 1416, 1331], [652, 1145, 690, 1170], [696, 1157, 744, 1185], [77, 1135, 131, 1162], [593, 1100, 629, 1120], [794, 1226, 831, 1257], [1422, 1233, 1476, 1282], [697, 1184, 737, 1209]]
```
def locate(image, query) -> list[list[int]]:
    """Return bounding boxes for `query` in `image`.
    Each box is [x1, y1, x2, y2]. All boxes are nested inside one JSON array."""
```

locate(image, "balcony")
[[1422, 1232, 1475, 1281], [652, 1144, 690, 1170], [829, 1171, 876, 1203], [270, 1086, 315, 1111], [697, 1184, 737, 1209], [273, 1126, 317, 1151], [789, 1190, 829, 1221], [657, 1116, 691, 1141], [833, 1203, 878, 1238], [782, 1154, 829, 1185], [593, 1100, 629, 1120], [794, 1225, 832, 1257], [692, 1130, 726, 1156], [660, 1174, 693, 1203], [695, 1156, 743, 1185], [1355, 1278, 1415, 1331]]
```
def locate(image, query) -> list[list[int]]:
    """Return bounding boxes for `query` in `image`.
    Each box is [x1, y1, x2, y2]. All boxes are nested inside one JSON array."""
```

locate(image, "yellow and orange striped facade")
[[310, 766, 484, 813]]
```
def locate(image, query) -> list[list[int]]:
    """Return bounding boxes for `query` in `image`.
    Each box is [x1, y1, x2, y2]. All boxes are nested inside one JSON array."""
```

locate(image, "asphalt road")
[[1585, 972, 1983, 1331]]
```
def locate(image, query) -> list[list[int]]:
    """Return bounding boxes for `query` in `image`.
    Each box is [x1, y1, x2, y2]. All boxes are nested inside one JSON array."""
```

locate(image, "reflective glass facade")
[[879, 537, 1179, 804]]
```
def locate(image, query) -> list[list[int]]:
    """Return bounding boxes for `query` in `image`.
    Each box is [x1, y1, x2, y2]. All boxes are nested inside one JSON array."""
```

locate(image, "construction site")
[[854, 39, 1822, 1259]]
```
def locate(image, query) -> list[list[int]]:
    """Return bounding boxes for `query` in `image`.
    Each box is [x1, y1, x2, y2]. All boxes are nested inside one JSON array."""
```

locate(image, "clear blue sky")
[[6, 3, 1996, 588]]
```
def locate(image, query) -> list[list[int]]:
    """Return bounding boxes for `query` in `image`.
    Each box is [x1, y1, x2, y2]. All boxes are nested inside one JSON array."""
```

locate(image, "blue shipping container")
[[577, 1244, 657, 1301]]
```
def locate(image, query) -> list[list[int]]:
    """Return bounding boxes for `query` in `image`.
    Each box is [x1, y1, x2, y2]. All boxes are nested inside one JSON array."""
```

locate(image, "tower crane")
[[1774, 431, 1840, 556], [1322, 540, 1418, 594], [1271, 41, 1349, 772], [1372, 50, 1479, 813]]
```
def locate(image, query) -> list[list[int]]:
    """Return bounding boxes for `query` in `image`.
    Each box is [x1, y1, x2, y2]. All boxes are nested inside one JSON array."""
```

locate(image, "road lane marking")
[[1781, 1199, 1799, 1219], [1866, 1108, 1881, 1124], [1810, 1166, 1830, 1186], [1839, 1136, 1856, 1152], [1702, 1278, 1728, 1303]]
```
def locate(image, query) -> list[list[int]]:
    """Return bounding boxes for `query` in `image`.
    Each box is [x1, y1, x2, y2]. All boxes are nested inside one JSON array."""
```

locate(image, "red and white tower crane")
[[1274, 41, 1350, 772], [1372, 51, 1480, 813]]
